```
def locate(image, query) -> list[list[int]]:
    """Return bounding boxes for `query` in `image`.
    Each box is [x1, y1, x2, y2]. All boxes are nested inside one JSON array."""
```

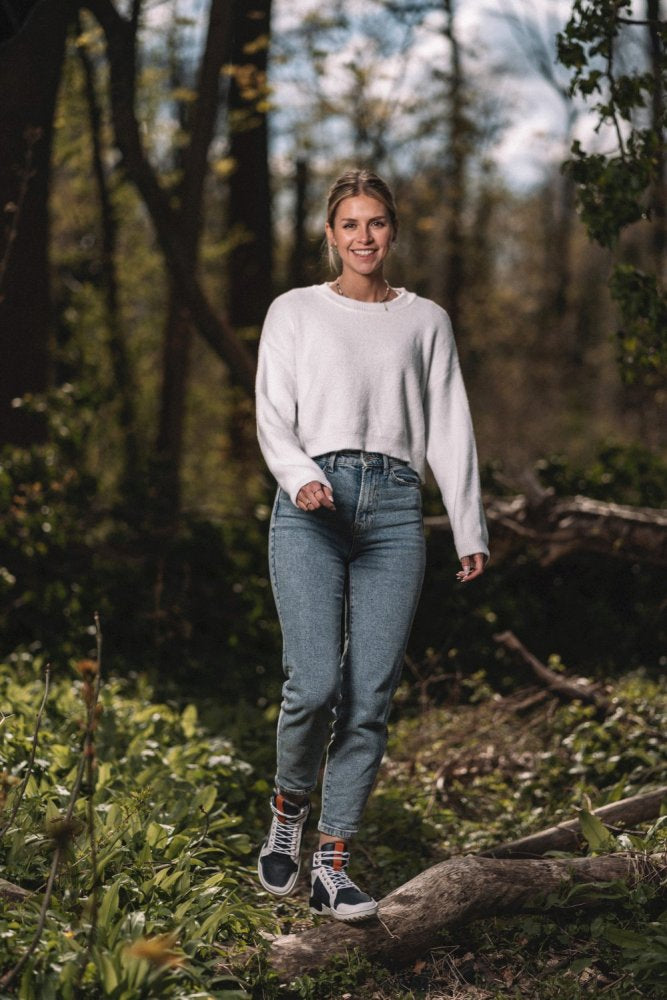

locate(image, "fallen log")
[[479, 786, 667, 859], [424, 489, 667, 567], [493, 630, 610, 715], [267, 853, 665, 980], [0, 878, 30, 903]]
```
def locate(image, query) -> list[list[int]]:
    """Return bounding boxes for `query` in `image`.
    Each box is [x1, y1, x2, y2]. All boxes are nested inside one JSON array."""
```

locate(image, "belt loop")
[[328, 451, 337, 473], [383, 453, 389, 473]]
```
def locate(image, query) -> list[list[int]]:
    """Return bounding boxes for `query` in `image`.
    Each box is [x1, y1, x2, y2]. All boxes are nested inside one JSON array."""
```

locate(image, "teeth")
[[353, 250, 375, 255]]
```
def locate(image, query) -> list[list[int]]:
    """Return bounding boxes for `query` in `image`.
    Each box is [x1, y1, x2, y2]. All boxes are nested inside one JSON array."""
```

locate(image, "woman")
[[255, 169, 488, 922]]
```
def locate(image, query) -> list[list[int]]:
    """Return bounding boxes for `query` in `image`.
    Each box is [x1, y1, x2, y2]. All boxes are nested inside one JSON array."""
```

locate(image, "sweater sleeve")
[[255, 298, 333, 506], [423, 312, 489, 559]]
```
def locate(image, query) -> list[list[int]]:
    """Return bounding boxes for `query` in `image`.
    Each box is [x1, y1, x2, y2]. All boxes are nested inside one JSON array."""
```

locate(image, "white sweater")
[[255, 283, 489, 558]]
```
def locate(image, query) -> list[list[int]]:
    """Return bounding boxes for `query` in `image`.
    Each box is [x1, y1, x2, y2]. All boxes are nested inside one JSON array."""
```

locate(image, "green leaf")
[[578, 808, 616, 851]]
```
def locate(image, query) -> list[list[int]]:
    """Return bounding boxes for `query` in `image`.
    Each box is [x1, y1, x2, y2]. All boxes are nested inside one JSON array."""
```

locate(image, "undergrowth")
[[1, 655, 665, 998]]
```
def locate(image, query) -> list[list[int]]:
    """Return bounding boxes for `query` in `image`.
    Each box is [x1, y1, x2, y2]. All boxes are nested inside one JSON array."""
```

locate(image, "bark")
[[227, 0, 273, 328], [289, 158, 309, 289], [424, 490, 667, 567], [647, 0, 665, 275], [440, 0, 468, 335], [267, 853, 665, 980], [0, 878, 29, 903], [493, 630, 609, 715], [480, 786, 667, 859], [154, 0, 233, 520], [0, 0, 73, 444], [77, 21, 140, 492], [84, 0, 256, 397]]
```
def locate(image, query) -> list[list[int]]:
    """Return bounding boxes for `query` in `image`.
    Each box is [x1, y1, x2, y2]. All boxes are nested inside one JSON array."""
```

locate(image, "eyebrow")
[[339, 215, 387, 222]]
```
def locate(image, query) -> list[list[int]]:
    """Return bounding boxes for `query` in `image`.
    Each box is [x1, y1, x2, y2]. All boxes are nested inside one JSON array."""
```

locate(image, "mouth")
[[351, 249, 377, 257]]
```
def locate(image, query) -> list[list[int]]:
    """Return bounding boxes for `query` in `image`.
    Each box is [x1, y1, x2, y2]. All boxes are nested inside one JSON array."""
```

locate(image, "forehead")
[[335, 194, 388, 220]]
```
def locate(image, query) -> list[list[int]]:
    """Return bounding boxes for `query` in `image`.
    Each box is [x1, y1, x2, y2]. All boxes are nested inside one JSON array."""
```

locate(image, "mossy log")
[[268, 853, 666, 980]]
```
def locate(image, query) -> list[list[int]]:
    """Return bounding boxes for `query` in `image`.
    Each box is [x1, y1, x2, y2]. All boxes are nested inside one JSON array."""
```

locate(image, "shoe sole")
[[309, 902, 378, 922]]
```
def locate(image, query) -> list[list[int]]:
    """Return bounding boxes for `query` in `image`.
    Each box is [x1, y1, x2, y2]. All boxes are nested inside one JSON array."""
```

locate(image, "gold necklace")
[[335, 278, 393, 311]]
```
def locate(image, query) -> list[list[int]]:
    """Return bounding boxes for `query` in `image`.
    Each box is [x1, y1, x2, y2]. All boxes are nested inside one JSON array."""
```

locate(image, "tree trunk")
[[267, 853, 664, 980], [0, 1, 73, 444], [647, 0, 665, 276], [85, 0, 256, 396], [77, 20, 140, 493], [440, 0, 468, 338], [289, 158, 309, 289], [227, 0, 273, 329], [480, 786, 667, 859]]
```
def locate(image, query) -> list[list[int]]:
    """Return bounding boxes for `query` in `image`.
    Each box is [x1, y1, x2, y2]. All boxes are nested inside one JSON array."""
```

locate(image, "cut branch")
[[424, 491, 667, 567], [480, 786, 667, 859], [266, 853, 666, 980], [493, 630, 609, 714]]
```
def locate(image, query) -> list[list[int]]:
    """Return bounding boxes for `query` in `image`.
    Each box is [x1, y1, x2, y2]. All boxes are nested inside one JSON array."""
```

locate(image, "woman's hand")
[[456, 552, 487, 583], [296, 481, 336, 512]]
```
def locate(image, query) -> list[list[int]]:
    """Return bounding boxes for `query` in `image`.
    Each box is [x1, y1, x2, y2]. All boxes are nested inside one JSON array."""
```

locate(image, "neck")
[[335, 269, 388, 303]]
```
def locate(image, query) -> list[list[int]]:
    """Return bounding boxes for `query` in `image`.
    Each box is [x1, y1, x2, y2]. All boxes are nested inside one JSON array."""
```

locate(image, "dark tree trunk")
[[0, 1, 73, 444], [227, 0, 273, 329], [289, 158, 309, 289], [647, 0, 665, 275], [77, 20, 140, 493], [440, 0, 468, 338]]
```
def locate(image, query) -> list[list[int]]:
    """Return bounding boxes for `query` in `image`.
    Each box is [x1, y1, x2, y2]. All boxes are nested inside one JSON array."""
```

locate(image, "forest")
[[0, 0, 665, 997]]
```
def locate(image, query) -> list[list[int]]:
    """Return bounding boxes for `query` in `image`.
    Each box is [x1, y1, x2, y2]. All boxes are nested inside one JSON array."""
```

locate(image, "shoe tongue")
[[320, 840, 347, 871], [274, 793, 303, 821]]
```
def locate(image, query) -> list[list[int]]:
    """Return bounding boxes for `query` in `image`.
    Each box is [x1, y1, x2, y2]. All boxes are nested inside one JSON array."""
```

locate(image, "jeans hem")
[[317, 821, 358, 840], [275, 778, 315, 799]]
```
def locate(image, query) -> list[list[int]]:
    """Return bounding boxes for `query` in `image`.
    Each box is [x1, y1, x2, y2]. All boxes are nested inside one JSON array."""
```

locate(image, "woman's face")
[[326, 194, 394, 279]]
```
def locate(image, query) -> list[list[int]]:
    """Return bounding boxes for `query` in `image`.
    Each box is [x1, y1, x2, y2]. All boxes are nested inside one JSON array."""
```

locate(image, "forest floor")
[[0, 661, 665, 999], [226, 669, 667, 999]]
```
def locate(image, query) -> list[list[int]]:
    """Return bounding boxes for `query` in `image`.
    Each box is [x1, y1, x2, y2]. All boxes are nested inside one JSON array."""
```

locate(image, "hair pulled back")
[[325, 168, 398, 271]]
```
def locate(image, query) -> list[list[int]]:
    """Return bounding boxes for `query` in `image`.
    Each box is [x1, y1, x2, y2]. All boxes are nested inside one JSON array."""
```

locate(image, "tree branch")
[[83, 0, 256, 395]]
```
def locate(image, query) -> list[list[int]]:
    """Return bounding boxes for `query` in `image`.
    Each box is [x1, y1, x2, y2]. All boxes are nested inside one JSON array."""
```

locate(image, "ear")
[[325, 221, 334, 245]]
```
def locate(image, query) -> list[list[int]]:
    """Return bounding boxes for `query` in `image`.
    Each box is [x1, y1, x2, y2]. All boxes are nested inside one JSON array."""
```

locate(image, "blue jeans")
[[268, 450, 426, 839]]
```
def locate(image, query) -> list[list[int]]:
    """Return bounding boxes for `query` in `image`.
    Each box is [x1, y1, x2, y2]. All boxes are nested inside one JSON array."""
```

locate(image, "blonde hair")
[[325, 169, 398, 271]]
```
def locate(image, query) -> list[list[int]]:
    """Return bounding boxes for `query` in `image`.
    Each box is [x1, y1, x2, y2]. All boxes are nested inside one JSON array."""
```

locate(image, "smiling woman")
[[254, 167, 489, 923]]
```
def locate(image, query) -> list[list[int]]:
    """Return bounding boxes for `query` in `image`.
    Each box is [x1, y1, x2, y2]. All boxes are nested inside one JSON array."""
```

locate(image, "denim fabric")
[[269, 450, 426, 839]]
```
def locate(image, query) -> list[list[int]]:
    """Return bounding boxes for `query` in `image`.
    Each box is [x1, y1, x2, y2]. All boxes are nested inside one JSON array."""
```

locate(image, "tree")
[[556, 0, 667, 422], [0, 1, 75, 445]]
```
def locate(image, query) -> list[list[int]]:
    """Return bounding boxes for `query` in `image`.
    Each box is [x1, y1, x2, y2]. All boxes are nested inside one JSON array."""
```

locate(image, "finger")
[[312, 484, 336, 509], [457, 553, 486, 582]]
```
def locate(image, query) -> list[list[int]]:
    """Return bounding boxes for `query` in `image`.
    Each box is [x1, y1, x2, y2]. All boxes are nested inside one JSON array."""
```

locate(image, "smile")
[[351, 249, 377, 256]]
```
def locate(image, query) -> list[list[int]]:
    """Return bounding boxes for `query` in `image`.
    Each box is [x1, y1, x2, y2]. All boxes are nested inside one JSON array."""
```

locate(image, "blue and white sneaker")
[[309, 841, 378, 921], [257, 791, 310, 896]]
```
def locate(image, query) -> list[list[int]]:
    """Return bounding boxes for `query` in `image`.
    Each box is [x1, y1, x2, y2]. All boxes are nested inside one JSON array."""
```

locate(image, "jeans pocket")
[[389, 466, 421, 487]]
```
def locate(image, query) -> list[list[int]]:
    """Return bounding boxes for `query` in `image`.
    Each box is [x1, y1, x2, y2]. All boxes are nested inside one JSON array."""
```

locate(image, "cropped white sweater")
[[255, 283, 489, 558]]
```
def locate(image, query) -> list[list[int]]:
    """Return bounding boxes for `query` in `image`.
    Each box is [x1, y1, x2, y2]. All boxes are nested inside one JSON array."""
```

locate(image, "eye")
[[371, 220, 386, 227], [342, 222, 356, 229]]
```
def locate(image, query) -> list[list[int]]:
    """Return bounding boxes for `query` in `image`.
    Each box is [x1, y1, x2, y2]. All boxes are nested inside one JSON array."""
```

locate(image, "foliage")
[[0, 655, 274, 998], [557, 0, 667, 391], [1, 650, 666, 998]]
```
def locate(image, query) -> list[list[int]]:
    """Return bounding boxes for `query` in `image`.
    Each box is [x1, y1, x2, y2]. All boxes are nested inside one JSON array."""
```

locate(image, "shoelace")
[[266, 802, 307, 856], [312, 848, 357, 890]]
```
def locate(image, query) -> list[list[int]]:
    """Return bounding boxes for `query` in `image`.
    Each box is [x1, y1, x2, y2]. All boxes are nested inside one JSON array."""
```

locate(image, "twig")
[[0, 126, 42, 301], [0, 662, 52, 840]]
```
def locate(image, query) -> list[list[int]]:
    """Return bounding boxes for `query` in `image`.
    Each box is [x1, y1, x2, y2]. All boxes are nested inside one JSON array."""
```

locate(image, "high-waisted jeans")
[[268, 450, 426, 839]]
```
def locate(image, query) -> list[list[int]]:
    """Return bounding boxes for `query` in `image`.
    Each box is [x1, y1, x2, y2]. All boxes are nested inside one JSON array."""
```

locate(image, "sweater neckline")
[[315, 282, 415, 313]]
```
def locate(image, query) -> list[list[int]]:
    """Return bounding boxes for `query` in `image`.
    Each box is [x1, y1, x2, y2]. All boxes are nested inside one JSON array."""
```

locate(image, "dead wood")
[[493, 630, 610, 714], [424, 489, 667, 567], [0, 878, 30, 903], [479, 786, 667, 859], [267, 852, 666, 980]]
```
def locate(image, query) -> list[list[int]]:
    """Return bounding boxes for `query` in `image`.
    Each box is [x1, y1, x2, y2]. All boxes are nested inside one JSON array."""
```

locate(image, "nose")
[[357, 228, 374, 244]]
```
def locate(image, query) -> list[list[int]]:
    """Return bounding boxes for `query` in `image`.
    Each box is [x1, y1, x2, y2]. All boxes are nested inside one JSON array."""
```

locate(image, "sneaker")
[[309, 841, 378, 921], [257, 791, 310, 896]]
